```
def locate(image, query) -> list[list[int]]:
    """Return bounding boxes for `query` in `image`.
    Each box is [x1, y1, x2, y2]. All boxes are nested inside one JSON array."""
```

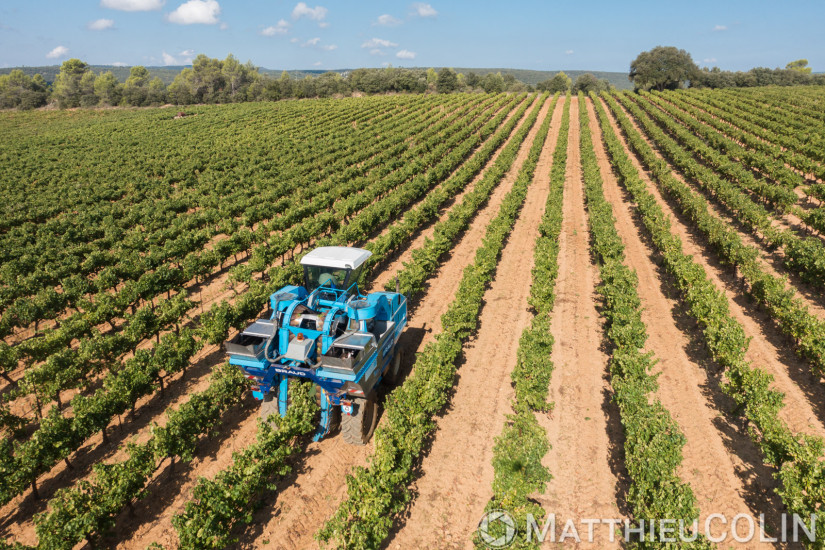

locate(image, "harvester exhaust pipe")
[[396, 276, 400, 294]]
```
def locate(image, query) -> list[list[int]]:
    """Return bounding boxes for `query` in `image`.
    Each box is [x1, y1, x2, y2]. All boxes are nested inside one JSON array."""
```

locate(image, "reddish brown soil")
[[0, 97, 527, 548], [533, 97, 625, 549], [587, 98, 767, 546], [229, 95, 558, 550], [385, 95, 563, 549], [599, 96, 825, 546], [6, 93, 825, 550]]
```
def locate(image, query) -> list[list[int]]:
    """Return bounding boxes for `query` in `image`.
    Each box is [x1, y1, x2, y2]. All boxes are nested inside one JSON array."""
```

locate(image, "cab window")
[[304, 265, 350, 291]]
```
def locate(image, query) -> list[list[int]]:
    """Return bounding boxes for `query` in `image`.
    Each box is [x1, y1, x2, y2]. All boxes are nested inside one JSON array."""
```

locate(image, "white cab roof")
[[300, 246, 372, 270]]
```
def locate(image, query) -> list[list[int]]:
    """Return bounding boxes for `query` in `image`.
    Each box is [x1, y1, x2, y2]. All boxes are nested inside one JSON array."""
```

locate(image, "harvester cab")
[[224, 246, 407, 445]]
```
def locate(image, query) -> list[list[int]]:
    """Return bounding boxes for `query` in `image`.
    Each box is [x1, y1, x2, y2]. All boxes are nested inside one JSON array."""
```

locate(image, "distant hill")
[[1, 64, 632, 90], [0, 65, 186, 85], [251, 67, 633, 90], [448, 68, 632, 90]]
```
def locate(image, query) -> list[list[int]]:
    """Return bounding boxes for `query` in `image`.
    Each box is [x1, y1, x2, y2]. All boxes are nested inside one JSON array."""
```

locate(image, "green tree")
[[537, 71, 571, 93], [464, 71, 480, 89], [167, 69, 194, 104], [221, 54, 259, 101], [123, 66, 150, 106], [573, 73, 600, 93], [276, 70, 294, 98], [147, 77, 167, 105], [0, 69, 49, 109], [314, 71, 346, 97], [629, 46, 699, 91], [94, 71, 122, 105], [436, 68, 459, 93], [78, 72, 98, 107], [786, 59, 812, 74], [53, 58, 93, 108], [190, 54, 225, 102], [425, 67, 438, 91], [480, 72, 505, 93]]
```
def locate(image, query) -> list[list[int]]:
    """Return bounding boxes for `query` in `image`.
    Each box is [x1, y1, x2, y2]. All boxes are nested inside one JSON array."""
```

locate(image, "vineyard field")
[[1, 85, 825, 549]]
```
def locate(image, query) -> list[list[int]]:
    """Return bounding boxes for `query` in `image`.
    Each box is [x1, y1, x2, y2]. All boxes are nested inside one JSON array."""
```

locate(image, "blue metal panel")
[[277, 376, 289, 417], [313, 390, 331, 441], [315, 368, 357, 381], [271, 285, 306, 309], [230, 356, 269, 369]]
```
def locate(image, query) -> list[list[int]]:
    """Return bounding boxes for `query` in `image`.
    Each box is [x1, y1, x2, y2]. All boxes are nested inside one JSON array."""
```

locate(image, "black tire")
[[259, 392, 279, 422], [341, 397, 377, 445], [317, 386, 340, 433], [260, 378, 297, 422], [385, 346, 404, 385]]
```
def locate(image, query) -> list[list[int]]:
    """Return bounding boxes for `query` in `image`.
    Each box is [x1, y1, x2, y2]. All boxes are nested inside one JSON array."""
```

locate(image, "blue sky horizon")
[[1, 1, 822, 73]]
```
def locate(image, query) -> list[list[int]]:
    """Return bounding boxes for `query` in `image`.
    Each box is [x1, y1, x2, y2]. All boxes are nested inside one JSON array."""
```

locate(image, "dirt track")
[[384, 95, 563, 549], [587, 98, 764, 546], [533, 96, 625, 548], [598, 96, 825, 546]]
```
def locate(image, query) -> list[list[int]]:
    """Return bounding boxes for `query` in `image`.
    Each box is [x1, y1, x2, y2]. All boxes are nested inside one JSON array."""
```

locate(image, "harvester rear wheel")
[[385, 346, 404, 385], [341, 397, 377, 445], [260, 378, 297, 422], [259, 394, 279, 421]]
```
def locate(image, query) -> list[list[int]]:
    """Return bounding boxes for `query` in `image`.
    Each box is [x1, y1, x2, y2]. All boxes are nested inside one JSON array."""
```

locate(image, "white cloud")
[[168, 0, 220, 25], [162, 49, 195, 65], [261, 19, 290, 36], [565, 49, 574, 55], [713, 24, 727, 31], [101, 0, 163, 11], [370, 49, 384, 56], [396, 49, 416, 59], [112, 61, 128, 66], [290, 37, 299, 43], [319, 21, 329, 28], [292, 2, 327, 21], [219, 22, 228, 30], [375, 14, 401, 26], [703, 57, 718, 63], [313, 61, 322, 66], [300, 36, 335, 51], [88, 18, 115, 30], [411, 2, 437, 17], [362, 38, 398, 49], [46, 45, 68, 59]]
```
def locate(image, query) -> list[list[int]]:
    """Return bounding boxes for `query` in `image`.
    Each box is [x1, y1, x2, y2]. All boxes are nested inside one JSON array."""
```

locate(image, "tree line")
[[628, 46, 825, 91], [0, 53, 616, 110], [6, 46, 814, 110]]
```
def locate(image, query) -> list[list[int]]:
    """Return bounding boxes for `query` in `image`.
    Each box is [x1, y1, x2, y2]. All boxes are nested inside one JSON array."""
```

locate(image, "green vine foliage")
[[318, 93, 553, 549], [596, 92, 825, 547], [580, 93, 709, 548]]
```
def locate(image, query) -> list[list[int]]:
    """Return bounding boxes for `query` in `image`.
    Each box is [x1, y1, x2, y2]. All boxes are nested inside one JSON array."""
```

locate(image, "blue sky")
[[0, 0, 822, 72]]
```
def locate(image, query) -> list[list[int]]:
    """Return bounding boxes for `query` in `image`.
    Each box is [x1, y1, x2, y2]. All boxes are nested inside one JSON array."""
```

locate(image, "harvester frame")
[[224, 246, 407, 445]]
